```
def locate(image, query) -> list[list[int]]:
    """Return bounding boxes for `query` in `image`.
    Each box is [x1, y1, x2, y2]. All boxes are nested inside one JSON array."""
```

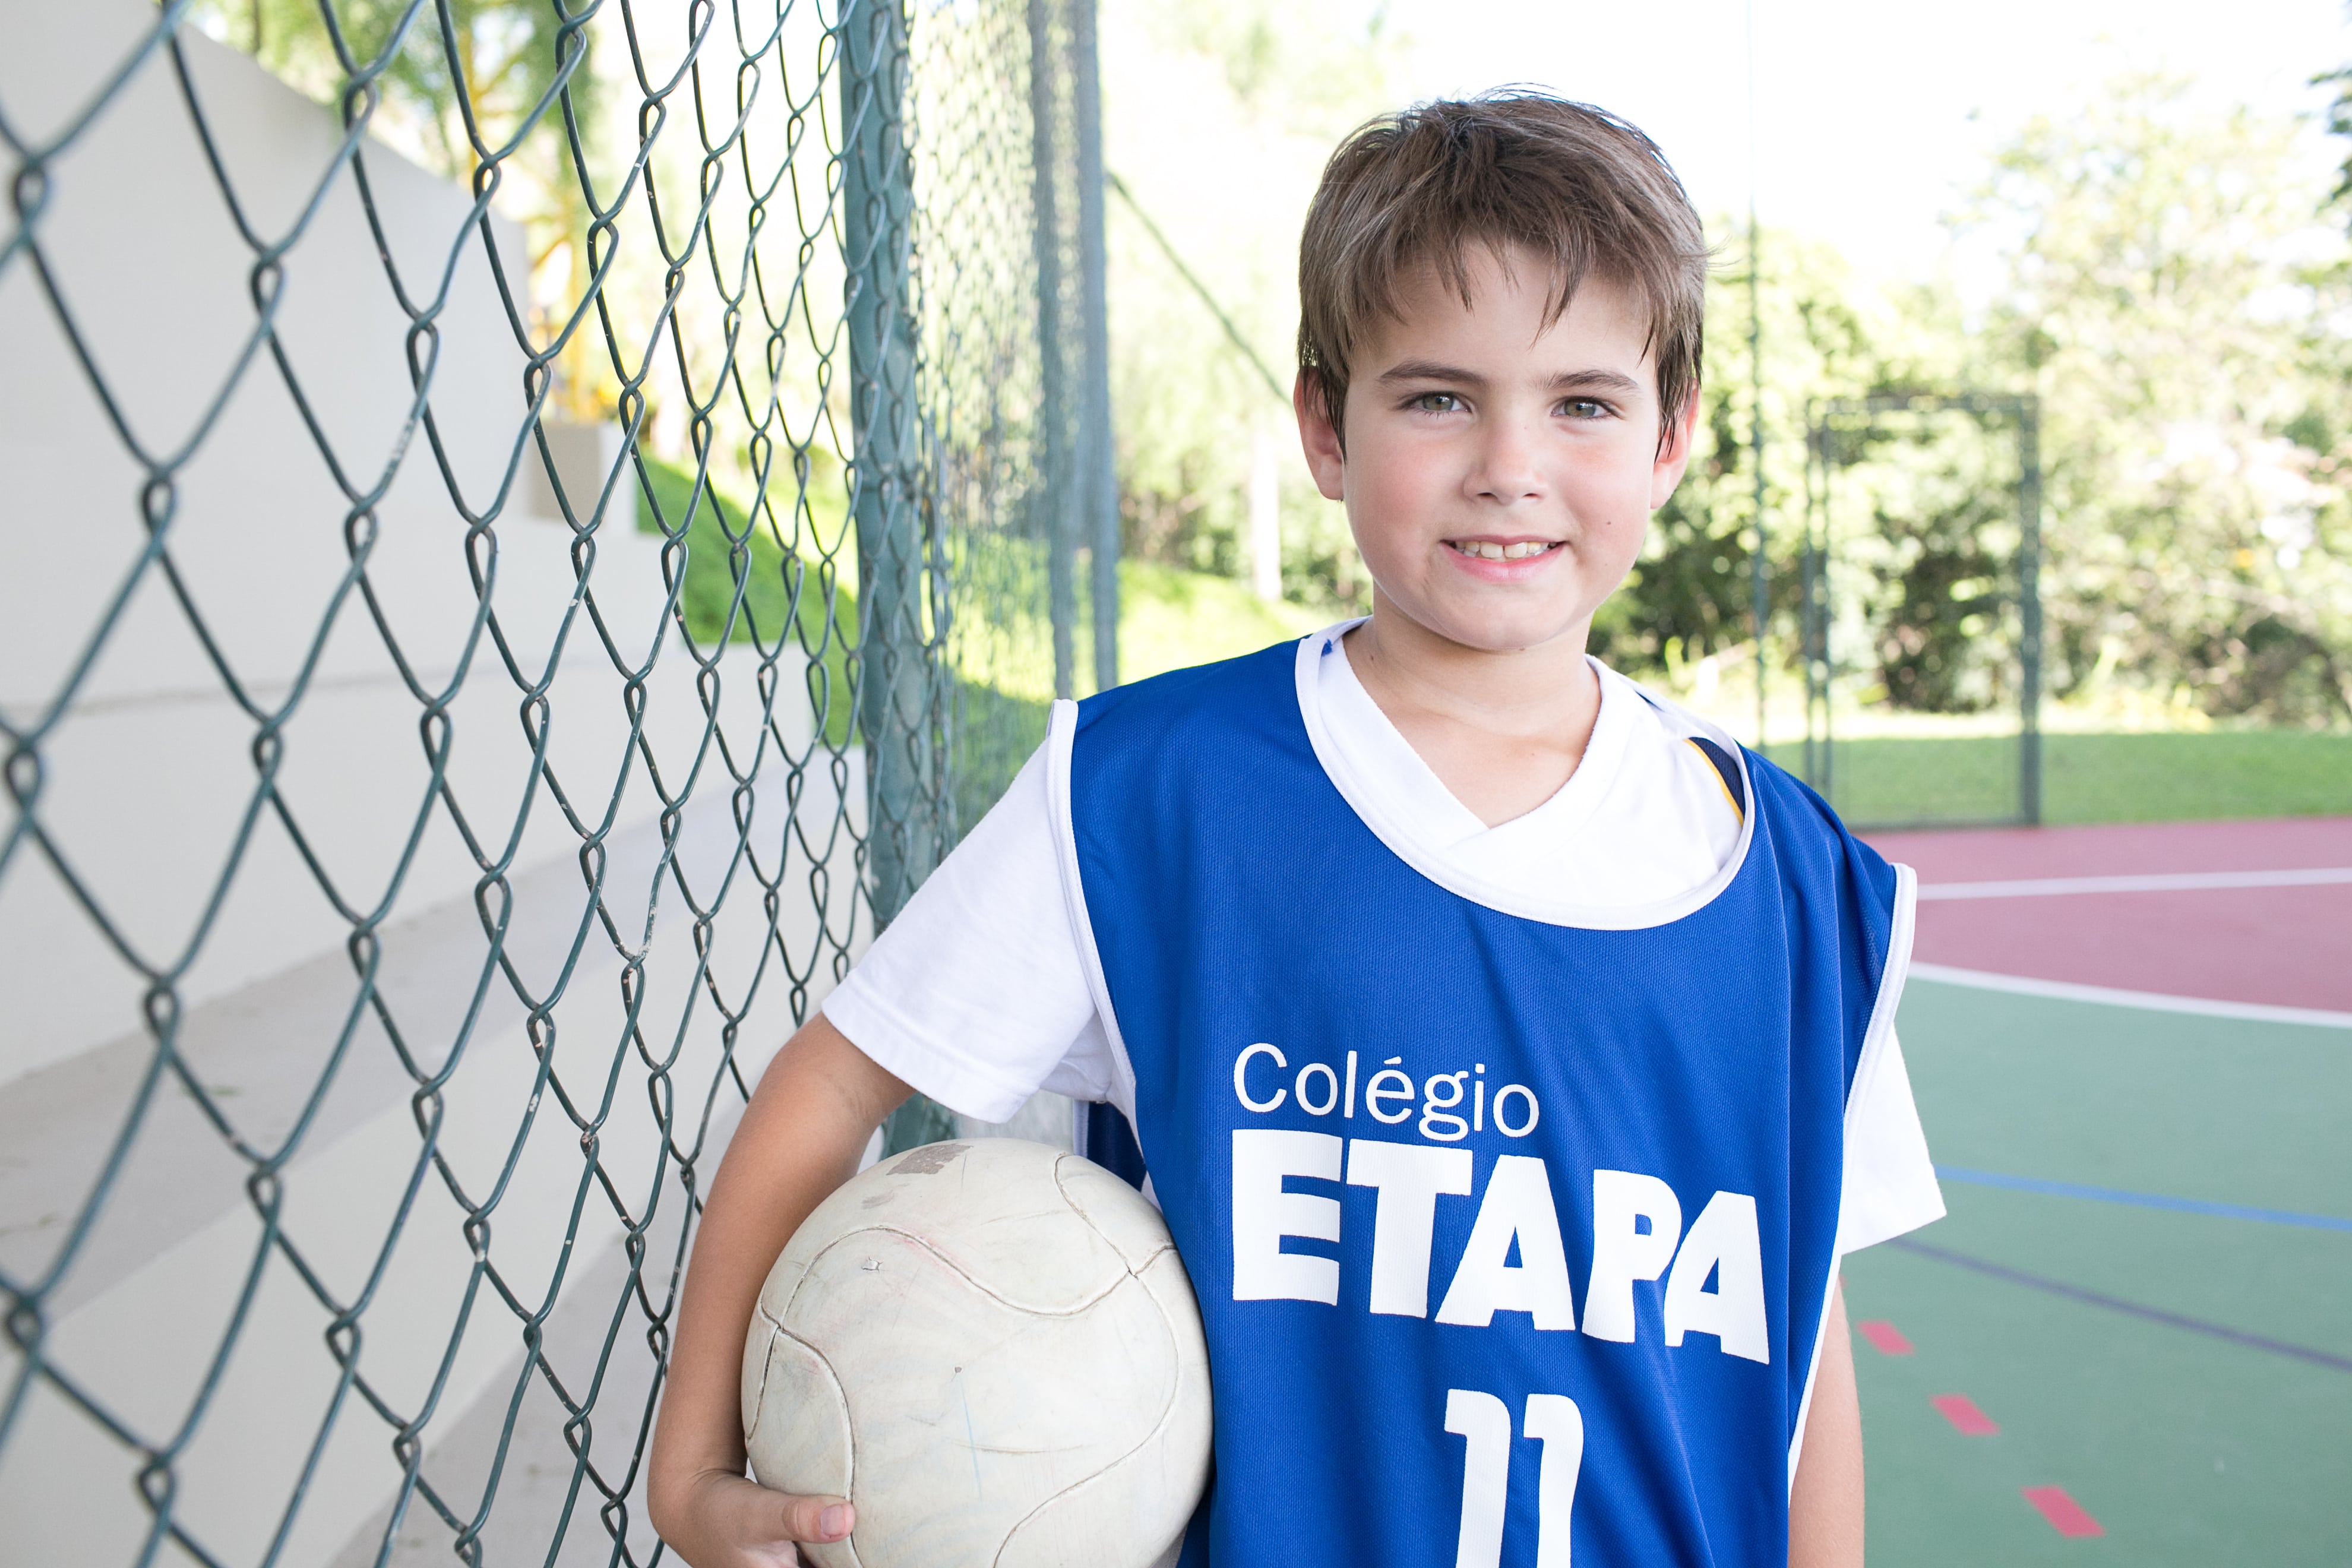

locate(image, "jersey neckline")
[[1291, 622, 1760, 931]]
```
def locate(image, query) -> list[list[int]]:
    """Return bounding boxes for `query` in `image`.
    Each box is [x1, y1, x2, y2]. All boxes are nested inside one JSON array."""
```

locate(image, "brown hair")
[[1297, 91, 1708, 451]]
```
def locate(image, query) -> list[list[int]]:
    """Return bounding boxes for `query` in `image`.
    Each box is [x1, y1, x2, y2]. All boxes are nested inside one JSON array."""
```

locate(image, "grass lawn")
[[1763, 730, 2352, 827], [1115, 561, 1332, 683]]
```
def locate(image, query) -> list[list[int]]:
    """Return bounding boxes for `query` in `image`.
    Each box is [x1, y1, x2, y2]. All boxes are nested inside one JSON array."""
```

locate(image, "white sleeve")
[[1835, 1026, 1945, 1253], [820, 741, 1117, 1123]]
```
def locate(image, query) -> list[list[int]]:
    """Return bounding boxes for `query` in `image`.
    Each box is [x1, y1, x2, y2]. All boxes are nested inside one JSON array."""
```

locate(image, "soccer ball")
[[743, 1137, 1213, 1568]]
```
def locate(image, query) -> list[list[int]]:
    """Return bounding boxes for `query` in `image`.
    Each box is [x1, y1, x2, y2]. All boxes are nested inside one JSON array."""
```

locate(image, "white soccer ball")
[[742, 1137, 1213, 1568]]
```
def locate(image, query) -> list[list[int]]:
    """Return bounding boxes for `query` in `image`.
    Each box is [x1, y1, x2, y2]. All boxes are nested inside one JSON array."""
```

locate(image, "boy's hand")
[[644, 1013, 909, 1567], [655, 1468, 855, 1567]]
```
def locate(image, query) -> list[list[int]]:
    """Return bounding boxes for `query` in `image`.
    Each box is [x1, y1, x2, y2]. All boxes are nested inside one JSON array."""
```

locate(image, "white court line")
[[1917, 867, 2352, 900], [1910, 962, 2352, 1030]]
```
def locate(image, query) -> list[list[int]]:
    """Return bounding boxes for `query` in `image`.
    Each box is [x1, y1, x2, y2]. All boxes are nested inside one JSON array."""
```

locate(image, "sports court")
[[1846, 816, 2352, 1565]]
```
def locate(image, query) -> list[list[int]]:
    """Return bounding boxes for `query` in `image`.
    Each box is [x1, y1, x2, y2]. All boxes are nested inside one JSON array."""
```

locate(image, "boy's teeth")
[[1458, 540, 1546, 561]]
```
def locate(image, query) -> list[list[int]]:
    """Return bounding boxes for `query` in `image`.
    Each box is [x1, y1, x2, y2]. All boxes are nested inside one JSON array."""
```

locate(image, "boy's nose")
[[1468, 422, 1547, 505]]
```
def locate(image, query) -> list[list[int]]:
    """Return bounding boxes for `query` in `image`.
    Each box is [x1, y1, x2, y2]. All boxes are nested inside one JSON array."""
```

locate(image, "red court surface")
[[1865, 817, 2352, 1013]]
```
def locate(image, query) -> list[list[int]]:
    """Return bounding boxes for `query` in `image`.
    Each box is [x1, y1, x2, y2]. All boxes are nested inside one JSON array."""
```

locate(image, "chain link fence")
[[0, 0, 1106, 1560], [1754, 388, 2352, 830]]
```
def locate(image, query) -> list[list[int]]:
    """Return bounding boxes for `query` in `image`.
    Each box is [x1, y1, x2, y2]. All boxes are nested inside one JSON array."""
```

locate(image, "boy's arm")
[[1789, 1278, 1865, 1568], [646, 1013, 912, 1567]]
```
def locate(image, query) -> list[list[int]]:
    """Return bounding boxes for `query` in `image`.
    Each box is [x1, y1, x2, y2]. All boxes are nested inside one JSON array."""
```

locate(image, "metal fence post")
[[844, 0, 953, 1154], [1749, 223, 1769, 755], [844, 0, 928, 925], [1027, 0, 1077, 700], [1072, 0, 1118, 691], [1801, 406, 1823, 791], [2018, 397, 2044, 826], [1807, 419, 1832, 806]]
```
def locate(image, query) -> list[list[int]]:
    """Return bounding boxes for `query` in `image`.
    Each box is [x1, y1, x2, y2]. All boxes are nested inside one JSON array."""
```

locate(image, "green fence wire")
[[0, 0, 1096, 1560]]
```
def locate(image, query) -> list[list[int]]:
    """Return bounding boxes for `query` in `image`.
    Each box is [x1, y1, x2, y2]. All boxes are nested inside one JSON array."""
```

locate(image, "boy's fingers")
[[771, 1492, 855, 1544]]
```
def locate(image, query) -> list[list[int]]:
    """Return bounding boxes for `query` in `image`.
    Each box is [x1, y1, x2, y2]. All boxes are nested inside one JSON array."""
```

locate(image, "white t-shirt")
[[824, 625, 1944, 1255]]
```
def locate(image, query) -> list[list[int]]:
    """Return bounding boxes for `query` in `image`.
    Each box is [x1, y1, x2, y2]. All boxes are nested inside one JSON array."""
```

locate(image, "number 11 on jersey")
[[1444, 1389, 1584, 1568]]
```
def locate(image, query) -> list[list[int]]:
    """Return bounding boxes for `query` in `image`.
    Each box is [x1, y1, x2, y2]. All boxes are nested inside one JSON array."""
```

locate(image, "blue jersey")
[[1061, 640, 1912, 1568]]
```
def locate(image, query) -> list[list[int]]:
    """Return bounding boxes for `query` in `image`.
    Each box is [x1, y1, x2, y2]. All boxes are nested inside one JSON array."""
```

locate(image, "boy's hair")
[[1297, 91, 1707, 451]]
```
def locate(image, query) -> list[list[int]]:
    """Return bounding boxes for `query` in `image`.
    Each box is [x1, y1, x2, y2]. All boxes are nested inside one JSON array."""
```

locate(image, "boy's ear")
[[1295, 369, 1347, 502], [1649, 387, 1700, 510]]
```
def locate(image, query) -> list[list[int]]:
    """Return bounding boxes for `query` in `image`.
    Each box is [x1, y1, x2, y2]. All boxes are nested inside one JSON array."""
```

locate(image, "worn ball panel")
[[742, 1140, 1211, 1568], [763, 1137, 1139, 1319], [994, 1247, 1214, 1568], [742, 1328, 852, 1497]]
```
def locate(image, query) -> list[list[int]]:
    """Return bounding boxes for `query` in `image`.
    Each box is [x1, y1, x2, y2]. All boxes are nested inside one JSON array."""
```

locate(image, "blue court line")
[[1935, 1165, 2352, 1234], [1889, 1238, 2352, 1374]]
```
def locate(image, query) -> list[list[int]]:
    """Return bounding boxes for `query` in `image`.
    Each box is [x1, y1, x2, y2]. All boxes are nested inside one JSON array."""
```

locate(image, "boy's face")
[[1297, 245, 1696, 659]]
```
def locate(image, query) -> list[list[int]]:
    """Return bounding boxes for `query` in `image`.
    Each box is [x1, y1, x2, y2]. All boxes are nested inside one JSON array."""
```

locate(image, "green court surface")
[[1848, 979, 2352, 1564]]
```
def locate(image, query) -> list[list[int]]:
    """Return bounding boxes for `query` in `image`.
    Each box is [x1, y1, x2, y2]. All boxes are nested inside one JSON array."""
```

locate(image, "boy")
[[648, 91, 1942, 1567]]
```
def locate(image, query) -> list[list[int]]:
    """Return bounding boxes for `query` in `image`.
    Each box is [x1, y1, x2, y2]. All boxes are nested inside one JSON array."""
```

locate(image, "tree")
[[1099, 0, 1404, 605], [1966, 75, 2352, 722], [186, 0, 608, 417]]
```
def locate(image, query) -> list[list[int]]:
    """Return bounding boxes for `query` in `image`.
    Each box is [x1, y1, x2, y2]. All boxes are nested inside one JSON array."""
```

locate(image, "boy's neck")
[[1342, 594, 1604, 829]]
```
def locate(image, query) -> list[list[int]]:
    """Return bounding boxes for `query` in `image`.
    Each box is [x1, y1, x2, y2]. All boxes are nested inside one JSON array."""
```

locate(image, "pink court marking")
[[1930, 1393, 2000, 1436], [1857, 1319, 1914, 1356], [2022, 1486, 2106, 1538]]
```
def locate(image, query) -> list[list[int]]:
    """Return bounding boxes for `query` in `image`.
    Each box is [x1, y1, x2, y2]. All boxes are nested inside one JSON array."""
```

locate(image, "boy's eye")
[[1409, 391, 1464, 414], [1560, 397, 1612, 419]]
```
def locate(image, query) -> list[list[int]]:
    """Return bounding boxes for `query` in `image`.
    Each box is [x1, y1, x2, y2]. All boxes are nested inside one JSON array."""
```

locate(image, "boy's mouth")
[[1446, 538, 1560, 562]]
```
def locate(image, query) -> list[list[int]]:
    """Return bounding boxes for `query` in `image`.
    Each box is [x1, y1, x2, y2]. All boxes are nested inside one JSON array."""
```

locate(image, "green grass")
[[1762, 729, 2352, 827], [1117, 561, 1333, 684], [1847, 979, 2352, 1565], [635, 454, 859, 744]]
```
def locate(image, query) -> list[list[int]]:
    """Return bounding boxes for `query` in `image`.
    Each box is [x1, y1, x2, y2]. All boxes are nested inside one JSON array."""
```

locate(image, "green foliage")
[[1592, 229, 1910, 681], [1819, 409, 2027, 716], [188, 1, 595, 184], [1870, 490, 2009, 714], [1609, 76, 2352, 729], [1967, 76, 2352, 723]]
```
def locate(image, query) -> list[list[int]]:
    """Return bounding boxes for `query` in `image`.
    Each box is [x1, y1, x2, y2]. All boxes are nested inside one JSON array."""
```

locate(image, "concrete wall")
[[0, 0, 717, 1095]]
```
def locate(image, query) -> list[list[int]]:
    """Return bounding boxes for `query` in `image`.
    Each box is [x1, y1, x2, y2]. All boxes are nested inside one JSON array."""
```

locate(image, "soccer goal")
[[1791, 394, 2045, 830]]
